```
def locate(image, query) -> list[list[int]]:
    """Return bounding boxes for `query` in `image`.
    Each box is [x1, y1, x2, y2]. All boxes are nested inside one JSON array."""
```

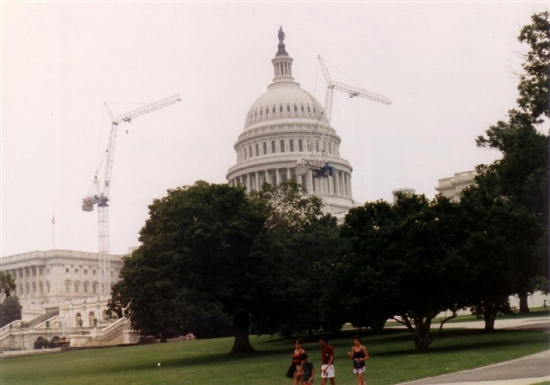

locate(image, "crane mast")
[[83, 94, 181, 295], [318, 55, 391, 125]]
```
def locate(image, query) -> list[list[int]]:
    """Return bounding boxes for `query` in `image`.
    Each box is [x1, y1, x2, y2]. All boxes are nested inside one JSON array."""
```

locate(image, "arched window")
[[289, 139, 294, 152], [280, 140, 285, 152], [263, 142, 267, 155], [271, 141, 276, 153], [315, 140, 319, 152], [329, 142, 332, 154], [298, 139, 303, 152], [249, 145, 252, 158], [255, 143, 259, 156], [89, 311, 96, 327]]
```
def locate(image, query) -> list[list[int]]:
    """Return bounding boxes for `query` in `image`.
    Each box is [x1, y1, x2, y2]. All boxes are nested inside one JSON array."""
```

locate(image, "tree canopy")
[[475, 11, 549, 312], [0, 270, 16, 298]]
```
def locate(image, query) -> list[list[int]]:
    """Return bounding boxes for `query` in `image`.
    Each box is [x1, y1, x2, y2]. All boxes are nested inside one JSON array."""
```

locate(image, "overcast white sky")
[[2, 1, 548, 257]]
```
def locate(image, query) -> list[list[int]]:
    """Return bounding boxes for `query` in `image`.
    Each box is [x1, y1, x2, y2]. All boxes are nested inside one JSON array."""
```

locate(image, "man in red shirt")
[[320, 336, 336, 385]]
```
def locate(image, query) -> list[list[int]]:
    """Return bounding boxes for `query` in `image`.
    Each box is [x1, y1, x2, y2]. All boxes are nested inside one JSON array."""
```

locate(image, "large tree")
[[249, 181, 345, 338], [476, 11, 549, 312], [459, 185, 543, 330], [341, 194, 470, 352], [111, 181, 269, 352], [0, 296, 22, 328]]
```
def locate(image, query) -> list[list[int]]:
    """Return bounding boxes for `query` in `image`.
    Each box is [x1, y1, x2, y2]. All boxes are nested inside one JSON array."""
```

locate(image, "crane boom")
[[318, 56, 390, 125], [83, 93, 181, 295]]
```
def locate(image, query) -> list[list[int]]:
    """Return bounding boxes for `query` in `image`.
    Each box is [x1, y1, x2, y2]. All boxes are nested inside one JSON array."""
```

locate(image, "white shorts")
[[353, 367, 366, 374], [321, 364, 335, 378]]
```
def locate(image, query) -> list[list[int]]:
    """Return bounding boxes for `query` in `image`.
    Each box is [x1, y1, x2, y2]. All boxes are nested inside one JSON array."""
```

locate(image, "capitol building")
[[226, 28, 354, 216]]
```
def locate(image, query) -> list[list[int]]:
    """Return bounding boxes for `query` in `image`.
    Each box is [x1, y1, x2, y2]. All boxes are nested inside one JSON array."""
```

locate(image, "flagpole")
[[52, 214, 55, 250]]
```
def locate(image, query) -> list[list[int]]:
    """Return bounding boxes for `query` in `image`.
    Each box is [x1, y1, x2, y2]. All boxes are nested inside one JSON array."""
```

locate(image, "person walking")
[[320, 336, 336, 385], [288, 339, 306, 385], [347, 335, 369, 385]]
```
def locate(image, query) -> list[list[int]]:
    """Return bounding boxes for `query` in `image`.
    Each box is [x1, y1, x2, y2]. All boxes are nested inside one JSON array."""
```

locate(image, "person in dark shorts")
[[289, 339, 306, 385], [347, 335, 369, 385]]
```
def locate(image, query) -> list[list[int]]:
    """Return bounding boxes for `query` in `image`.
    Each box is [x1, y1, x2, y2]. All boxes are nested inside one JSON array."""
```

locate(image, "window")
[[315, 141, 319, 152], [301, 105, 304, 112], [84, 269, 87, 274], [263, 142, 267, 155], [272, 107, 276, 113], [289, 139, 294, 152], [271, 141, 276, 153], [249, 145, 252, 158], [65, 281, 70, 293], [298, 139, 303, 152], [287, 105, 290, 112], [294, 105, 297, 112], [280, 105, 283, 112], [65, 268, 69, 273], [280, 140, 285, 152], [329, 142, 332, 154], [75, 269, 78, 273], [255, 143, 259, 156]]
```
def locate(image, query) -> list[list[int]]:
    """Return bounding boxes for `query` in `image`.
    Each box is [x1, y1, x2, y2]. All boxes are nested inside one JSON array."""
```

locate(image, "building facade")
[[436, 170, 477, 202], [0, 250, 123, 316], [226, 28, 354, 216]]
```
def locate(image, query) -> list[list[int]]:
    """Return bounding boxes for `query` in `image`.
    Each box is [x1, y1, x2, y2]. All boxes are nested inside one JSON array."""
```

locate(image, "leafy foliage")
[[0, 296, 22, 328], [0, 270, 16, 298], [341, 193, 470, 352], [475, 11, 549, 312]]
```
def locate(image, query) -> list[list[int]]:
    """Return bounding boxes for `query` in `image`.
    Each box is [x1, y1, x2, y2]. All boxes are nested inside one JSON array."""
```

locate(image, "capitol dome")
[[227, 28, 354, 216], [244, 80, 326, 129]]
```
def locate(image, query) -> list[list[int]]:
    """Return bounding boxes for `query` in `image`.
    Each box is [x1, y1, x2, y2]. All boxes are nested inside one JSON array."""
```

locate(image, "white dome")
[[244, 82, 326, 129]]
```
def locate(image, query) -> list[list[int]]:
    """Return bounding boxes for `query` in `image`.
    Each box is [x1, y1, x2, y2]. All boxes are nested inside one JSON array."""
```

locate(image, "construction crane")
[[82, 94, 181, 295], [318, 55, 391, 125]]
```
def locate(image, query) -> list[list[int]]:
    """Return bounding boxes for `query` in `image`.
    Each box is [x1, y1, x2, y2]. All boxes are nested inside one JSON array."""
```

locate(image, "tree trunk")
[[482, 303, 499, 331], [483, 313, 496, 331], [229, 312, 255, 354], [518, 293, 530, 313]]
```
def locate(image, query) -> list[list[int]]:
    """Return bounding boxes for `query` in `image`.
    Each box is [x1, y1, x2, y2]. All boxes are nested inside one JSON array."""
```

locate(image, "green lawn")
[[1, 325, 548, 385]]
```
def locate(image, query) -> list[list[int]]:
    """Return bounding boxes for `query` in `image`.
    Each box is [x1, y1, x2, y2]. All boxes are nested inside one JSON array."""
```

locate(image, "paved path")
[[396, 317, 550, 385]]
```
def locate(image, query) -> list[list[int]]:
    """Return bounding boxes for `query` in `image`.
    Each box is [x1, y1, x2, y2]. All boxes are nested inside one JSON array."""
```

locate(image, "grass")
[[1, 323, 548, 385]]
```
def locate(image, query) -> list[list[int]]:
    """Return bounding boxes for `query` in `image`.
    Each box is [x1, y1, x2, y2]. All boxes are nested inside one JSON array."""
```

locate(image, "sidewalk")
[[396, 317, 550, 385]]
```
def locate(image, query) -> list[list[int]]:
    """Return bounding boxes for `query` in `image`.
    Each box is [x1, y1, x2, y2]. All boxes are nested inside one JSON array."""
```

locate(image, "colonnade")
[[230, 166, 352, 198]]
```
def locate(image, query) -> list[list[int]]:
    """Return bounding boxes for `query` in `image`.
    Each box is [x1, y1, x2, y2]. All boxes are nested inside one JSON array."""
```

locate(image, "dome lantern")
[[272, 27, 294, 83]]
